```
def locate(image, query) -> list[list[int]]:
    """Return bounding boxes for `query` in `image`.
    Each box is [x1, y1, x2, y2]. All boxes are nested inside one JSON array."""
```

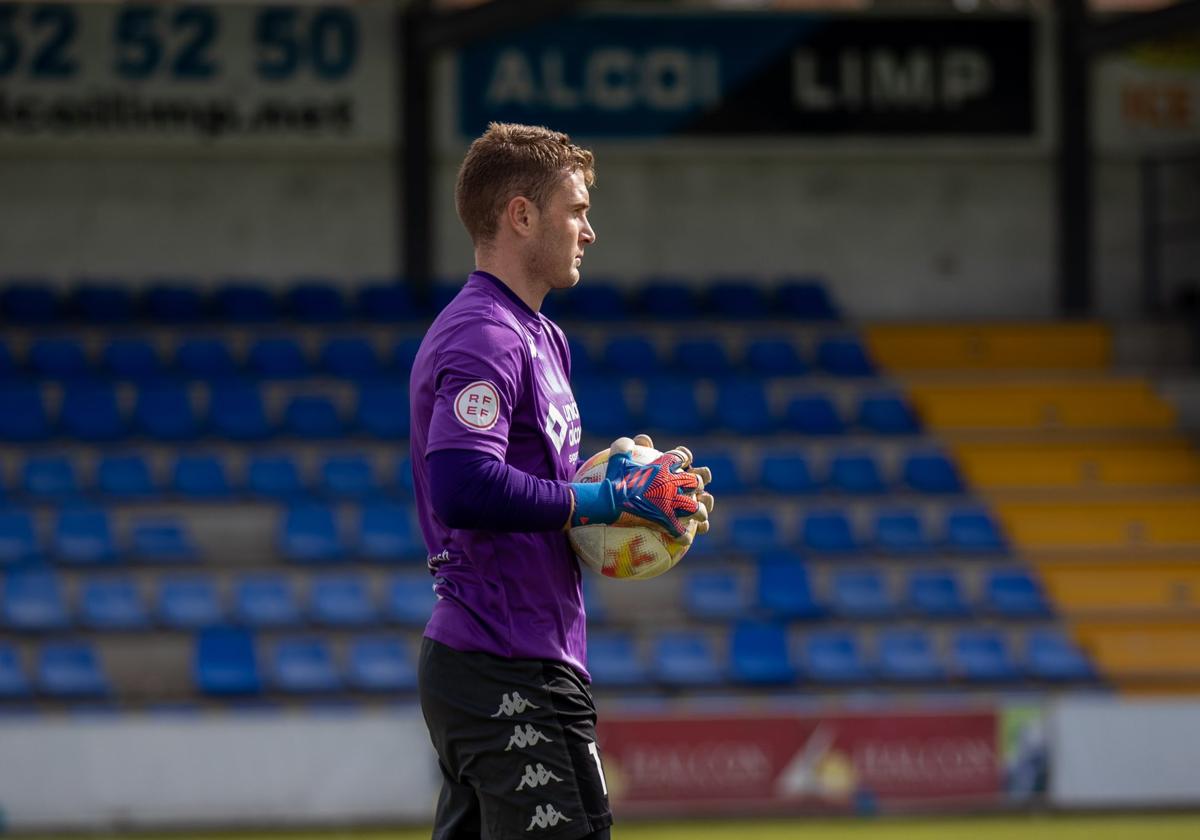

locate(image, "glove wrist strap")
[[569, 481, 617, 527]]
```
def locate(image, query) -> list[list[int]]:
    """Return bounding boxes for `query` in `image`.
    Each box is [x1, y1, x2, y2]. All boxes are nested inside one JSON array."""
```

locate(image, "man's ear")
[[505, 195, 538, 239]]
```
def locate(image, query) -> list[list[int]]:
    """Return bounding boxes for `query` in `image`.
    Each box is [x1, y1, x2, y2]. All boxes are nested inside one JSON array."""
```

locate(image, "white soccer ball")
[[568, 442, 696, 580]]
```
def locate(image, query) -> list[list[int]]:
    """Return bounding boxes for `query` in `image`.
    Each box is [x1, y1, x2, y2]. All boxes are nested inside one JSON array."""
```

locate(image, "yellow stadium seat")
[[1072, 622, 1200, 678], [866, 323, 1111, 371], [1038, 564, 1200, 616], [954, 441, 1200, 490], [995, 499, 1200, 550]]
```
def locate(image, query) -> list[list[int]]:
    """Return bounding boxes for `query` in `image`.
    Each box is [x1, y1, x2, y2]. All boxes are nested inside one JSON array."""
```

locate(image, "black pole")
[[1140, 156, 1161, 316], [401, 1, 433, 309], [1057, 0, 1092, 316]]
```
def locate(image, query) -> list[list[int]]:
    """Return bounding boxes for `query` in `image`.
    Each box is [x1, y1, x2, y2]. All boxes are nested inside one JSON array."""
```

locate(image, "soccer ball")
[[568, 442, 696, 580]]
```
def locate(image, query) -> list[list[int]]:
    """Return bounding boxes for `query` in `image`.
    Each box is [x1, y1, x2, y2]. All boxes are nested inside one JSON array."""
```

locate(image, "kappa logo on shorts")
[[491, 691, 540, 718], [525, 804, 571, 831], [516, 763, 563, 792], [505, 723, 554, 752], [454, 380, 501, 430]]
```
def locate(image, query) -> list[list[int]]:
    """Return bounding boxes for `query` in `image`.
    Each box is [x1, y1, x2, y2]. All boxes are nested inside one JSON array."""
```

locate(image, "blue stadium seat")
[[384, 575, 436, 625], [247, 338, 309, 380], [285, 395, 344, 439], [908, 570, 971, 619], [360, 503, 421, 563], [573, 379, 635, 438], [874, 509, 934, 554], [1025, 630, 1095, 682], [801, 509, 859, 554], [102, 339, 163, 381], [653, 631, 724, 687], [54, 507, 118, 565], [858, 393, 921, 435], [0, 644, 30, 698], [348, 636, 418, 692], [641, 378, 711, 436], [96, 454, 155, 498], [135, 382, 200, 440], [714, 379, 775, 436], [586, 632, 647, 688], [210, 382, 272, 440], [235, 575, 302, 628], [320, 454, 378, 499], [829, 451, 887, 494], [566, 337, 594, 377], [391, 336, 423, 377], [638, 277, 701, 321], [145, 284, 205, 323], [706, 278, 771, 319], [395, 455, 415, 496], [2, 571, 69, 630], [815, 335, 876, 377], [0, 383, 50, 441], [172, 454, 233, 499], [878, 629, 945, 682], [729, 620, 795, 685], [695, 451, 747, 496], [946, 507, 1007, 553], [902, 452, 966, 494], [280, 505, 346, 563], [213, 283, 277, 323], [355, 382, 410, 439], [174, 338, 239, 380], [783, 394, 845, 435], [804, 631, 872, 683], [682, 569, 746, 620], [72, 284, 136, 323], [29, 337, 90, 379], [985, 569, 1051, 617], [744, 337, 808, 376], [559, 281, 627, 321], [319, 337, 383, 380], [356, 283, 419, 322], [432, 282, 461, 313], [287, 282, 347, 323], [311, 574, 376, 627], [159, 577, 223, 629], [247, 454, 305, 500], [729, 512, 783, 553], [953, 630, 1021, 682], [0, 510, 40, 566], [0, 340, 15, 379], [756, 555, 823, 620], [80, 577, 149, 629], [195, 627, 259, 695], [671, 338, 732, 378], [131, 518, 198, 564], [38, 642, 109, 697], [60, 383, 125, 441], [272, 637, 343, 693], [759, 450, 820, 495], [830, 569, 895, 619], [602, 336, 661, 376], [2, 283, 60, 323], [22, 456, 81, 500], [773, 279, 838, 320]]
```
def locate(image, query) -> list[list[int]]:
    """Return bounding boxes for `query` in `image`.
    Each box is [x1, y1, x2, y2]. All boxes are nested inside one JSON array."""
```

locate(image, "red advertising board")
[[597, 710, 999, 815]]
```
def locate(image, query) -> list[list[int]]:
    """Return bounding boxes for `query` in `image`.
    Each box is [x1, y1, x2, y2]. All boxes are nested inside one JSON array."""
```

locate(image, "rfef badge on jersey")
[[454, 380, 501, 430]]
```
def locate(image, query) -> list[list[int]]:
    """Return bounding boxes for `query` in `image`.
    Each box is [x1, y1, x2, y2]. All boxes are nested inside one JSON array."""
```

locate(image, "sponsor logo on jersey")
[[505, 724, 554, 751], [526, 804, 571, 831], [516, 763, 563, 791], [454, 380, 501, 430], [491, 691, 541, 718]]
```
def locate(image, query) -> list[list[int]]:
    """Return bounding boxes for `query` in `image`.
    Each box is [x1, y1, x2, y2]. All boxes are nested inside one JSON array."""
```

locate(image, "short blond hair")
[[455, 122, 595, 245]]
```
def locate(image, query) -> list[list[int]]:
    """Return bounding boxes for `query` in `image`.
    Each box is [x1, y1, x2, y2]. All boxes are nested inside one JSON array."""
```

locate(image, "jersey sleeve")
[[425, 319, 526, 461]]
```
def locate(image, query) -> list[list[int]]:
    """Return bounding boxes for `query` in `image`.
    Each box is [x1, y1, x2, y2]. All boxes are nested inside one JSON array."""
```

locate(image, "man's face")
[[525, 169, 595, 291]]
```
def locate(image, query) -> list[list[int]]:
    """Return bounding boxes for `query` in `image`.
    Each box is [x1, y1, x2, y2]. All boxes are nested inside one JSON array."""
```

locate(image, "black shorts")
[[419, 637, 613, 840]]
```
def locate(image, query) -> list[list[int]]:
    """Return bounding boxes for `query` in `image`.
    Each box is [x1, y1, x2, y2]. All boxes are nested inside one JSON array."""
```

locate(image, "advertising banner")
[[459, 14, 1036, 139], [1095, 34, 1200, 153]]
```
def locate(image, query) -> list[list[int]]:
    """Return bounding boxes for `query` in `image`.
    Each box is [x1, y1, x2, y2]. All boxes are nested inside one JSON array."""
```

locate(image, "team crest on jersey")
[[454, 380, 501, 430]]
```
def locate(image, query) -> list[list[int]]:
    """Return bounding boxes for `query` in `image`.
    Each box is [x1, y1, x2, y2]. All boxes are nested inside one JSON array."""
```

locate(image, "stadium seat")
[[195, 627, 260, 695], [285, 395, 344, 439], [54, 507, 118, 565], [878, 629, 945, 682], [29, 337, 90, 379], [804, 631, 872, 683], [0, 383, 50, 441], [60, 383, 125, 441], [756, 554, 823, 620], [874, 509, 934, 554], [953, 629, 1021, 682], [559, 281, 627, 321], [573, 379, 635, 438], [783, 394, 846, 435], [696, 451, 747, 496], [72, 283, 136, 323], [2, 283, 60, 323], [144, 284, 205, 323], [80, 577, 149, 629], [247, 454, 305, 500], [566, 337, 594, 377], [213, 283, 277, 323], [22, 456, 81, 500], [38, 642, 109, 697], [272, 637, 343, 693], [984, 570, 1051, 618], [384, 575, 436, 625], [638, 277, 701, 321], [641, 378, 711, 436], [395, 456, 416, 497], [320, 454, 378, 499], [159, 577, 223, 629], [0, 340, 15, 379], [287, 282, 348, 323], [829, 451, 888, 494], [432, 282, 461, 313], [653, 631, 724, 687], [830, 569, 896, 619], [744, 337, 808, 376], [172, 454, 233, 499], [714, 379, 776, 435], [773, 279, 838, 320], [102, 338, 163, 381], [360, 503, 422, 563], [391, 336, 423, 376], [174, 338, 239, 380], [0, 510, 40, 565], [946, 507, 1007, 553], [356, 283, 419, 322], [815, 335, 876, 377], [135, 382, 200, 440], [131, 518, 198, 563], [348, 636, 418, 692], [0, 644, 30, 698], [857, 393, 921, 435], [902, 452, 966, 494], [706, 277, 771, 319], [355, 382, 411, 439], [759, 450, 820, 495], [209, 382, 272, 440], [311, 574, 376, 627], [96, 454, 155, 498], [671, 338, 733, 378], [319, 337, 383, 380], [601, 336, 661, 376], [908, 570, 971, 619], [801, 509, 859, 554], [683, 569, 746, 620], [247, 338, 309, 379], [1025, 629, 1095, 682], [2, 571, 70, 630], [234, 575, 302, 628], [586, 632, 648, 688], [729, 620, 795, 685], [279, 505, 346, 563], [729, 512, 784, 553]]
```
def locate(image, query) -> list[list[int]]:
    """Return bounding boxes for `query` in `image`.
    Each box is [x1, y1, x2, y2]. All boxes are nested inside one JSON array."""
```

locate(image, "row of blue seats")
[[707, 449, 961, 495], [590, 625, 1095, 688], [1, 333, 872, 381], [684, 562, 1048, 621], [0, 278, 838, 325], [0, 570, 435, 632]]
